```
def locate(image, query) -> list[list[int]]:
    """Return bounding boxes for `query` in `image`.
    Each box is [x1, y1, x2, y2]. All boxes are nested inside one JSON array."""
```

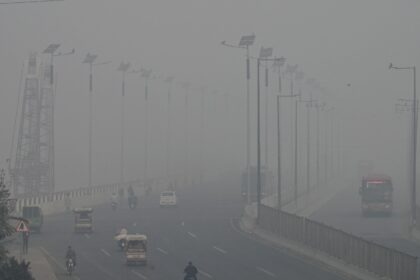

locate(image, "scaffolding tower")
[[12, 53, 55, 196]]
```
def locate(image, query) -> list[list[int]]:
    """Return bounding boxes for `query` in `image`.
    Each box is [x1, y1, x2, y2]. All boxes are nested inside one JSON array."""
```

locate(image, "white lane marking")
[[198, 268, 213, 279], [84, 233, 91, 239], [100, 249, 111, 257], [80, 251, 117, 279], [157, 247, 168, 255], [187, 231, 197, 239], [132, 270, 148, 279], [181, 221, 185, 226], [133, 222, 137, 227], [212, 246, 227, 254], [257, 266, 276, 277], [40, 247, 81, 280]]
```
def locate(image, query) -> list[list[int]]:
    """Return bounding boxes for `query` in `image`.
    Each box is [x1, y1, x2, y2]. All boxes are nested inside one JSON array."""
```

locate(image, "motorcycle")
[[66, 258, 74, 276]]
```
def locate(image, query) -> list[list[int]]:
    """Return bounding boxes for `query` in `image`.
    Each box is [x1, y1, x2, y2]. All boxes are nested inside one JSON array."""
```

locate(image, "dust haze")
[[0, 0, 419, 207]]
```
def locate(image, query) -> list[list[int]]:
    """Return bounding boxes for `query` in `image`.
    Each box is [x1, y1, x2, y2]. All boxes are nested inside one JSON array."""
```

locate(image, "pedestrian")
[[22, 231, 29, 254]]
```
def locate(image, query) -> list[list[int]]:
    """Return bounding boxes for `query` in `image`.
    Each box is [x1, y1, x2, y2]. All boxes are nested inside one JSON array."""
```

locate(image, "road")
[[30, 179, 345, 280], [311, 182, 420, 257]]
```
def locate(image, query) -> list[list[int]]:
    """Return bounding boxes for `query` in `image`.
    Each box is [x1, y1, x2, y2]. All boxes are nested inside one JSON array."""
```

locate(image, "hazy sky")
[[0, 0, 419, 191]]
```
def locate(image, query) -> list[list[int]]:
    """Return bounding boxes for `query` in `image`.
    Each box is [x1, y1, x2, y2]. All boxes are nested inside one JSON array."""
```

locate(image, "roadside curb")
[[238, 215, 386, 280]]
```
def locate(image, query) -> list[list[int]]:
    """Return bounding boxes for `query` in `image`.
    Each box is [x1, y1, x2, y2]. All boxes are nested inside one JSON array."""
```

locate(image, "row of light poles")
[[222, 35, 336, 224], [389, 63, 417, 228]]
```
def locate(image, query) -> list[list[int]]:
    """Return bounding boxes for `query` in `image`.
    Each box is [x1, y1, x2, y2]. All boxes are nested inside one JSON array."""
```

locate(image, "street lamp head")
[[273, 57, 286, 68], [117, 62, 131, 72], [239, 34, 255, 47], [285, 64, 298, 74], [83, 53, 97, 64], [389, 63, 393, 69], [259, 47, 273, 59], [43, 44, 60, 54], [140, 68, 152, 78], [165, 76, 174, 83], [180, 81, 190, 89]]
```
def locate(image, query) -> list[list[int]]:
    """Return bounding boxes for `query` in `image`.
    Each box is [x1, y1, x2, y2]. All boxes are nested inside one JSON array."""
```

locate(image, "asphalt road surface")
[[311, 182, 420, 257], [30, 180, 345, 280]]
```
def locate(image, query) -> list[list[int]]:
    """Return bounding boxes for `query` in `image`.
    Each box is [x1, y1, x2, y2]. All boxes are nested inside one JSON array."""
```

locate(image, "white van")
[[159, 191, 177, 207]]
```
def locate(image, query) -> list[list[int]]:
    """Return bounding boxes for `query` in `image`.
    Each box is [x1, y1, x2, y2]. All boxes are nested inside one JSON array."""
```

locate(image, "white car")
[[159, 191, 177, 207]]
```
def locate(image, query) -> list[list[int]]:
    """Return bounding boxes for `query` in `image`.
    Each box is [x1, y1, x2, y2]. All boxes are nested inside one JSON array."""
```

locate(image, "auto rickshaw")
[[73, 208, 93, 233], [22, 206, 43, 233], [125, 234, 147, 265]]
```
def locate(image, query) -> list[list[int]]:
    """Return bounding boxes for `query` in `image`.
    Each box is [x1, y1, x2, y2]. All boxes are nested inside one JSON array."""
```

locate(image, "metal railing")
[[259, 205, 418, 280]]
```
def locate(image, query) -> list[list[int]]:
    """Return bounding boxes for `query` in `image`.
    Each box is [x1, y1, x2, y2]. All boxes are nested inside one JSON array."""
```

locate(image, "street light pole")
[[246, 45, 251, 204], [256, 47, 273, 223], [221, 34, 255, 204], [389, 63, 417, 227], [199, 86, 207, 187], [181, 82, 191, 187], [83, 53, 98, 189], [264, 61, 269, 173], [291, 68, 303, 204], [273, 57, 286, 209], [140, 69, 152, 188], [117, 62, 131, 183], [165, 77, 174, 181]]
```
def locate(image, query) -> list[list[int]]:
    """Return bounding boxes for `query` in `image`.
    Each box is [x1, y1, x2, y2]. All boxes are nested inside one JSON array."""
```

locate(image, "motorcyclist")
[[184, 261, 198, 280], [65, 246, 76, 267], [115, 227, 128, 249]]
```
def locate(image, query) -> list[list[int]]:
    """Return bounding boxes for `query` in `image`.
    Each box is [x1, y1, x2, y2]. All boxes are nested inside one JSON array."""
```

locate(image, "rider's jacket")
[[184, 264, 198, 276], [66, 249, 76, 261]]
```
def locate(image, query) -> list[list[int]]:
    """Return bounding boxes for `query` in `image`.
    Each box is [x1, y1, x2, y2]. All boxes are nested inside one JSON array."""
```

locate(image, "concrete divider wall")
[[13, 176, 175, 216]]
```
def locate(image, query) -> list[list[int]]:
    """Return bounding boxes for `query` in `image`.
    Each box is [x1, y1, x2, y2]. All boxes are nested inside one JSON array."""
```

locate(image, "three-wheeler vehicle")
[[125, 234, 147, 265], [73, 208, 93, 233]]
